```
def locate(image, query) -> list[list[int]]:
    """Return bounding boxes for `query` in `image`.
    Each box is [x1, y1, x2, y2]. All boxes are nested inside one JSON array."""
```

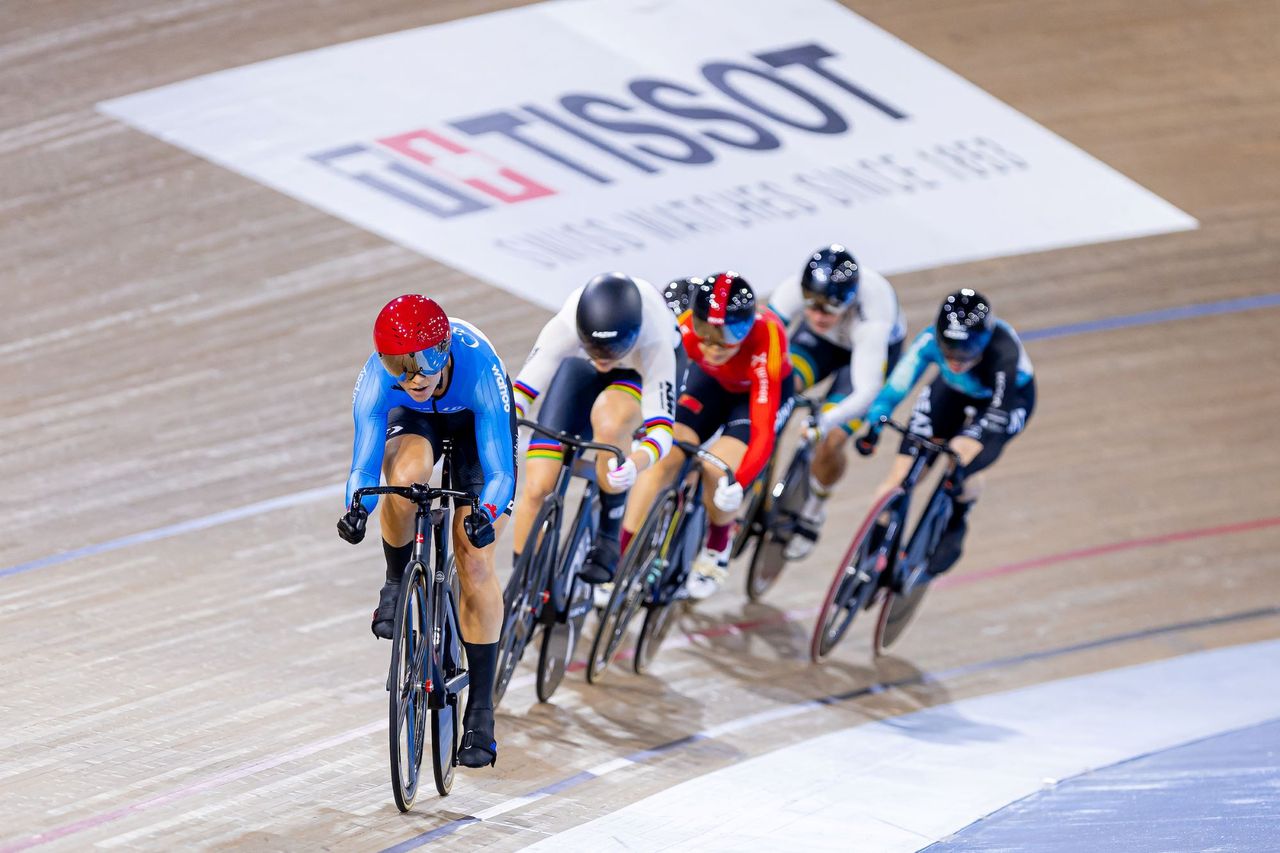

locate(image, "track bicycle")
[[350, 474, 478, 809], [494, 419, 623, 705], [586, 440, 734, 681], [809, 418, 963, 662], [734, 396, 819, 601]]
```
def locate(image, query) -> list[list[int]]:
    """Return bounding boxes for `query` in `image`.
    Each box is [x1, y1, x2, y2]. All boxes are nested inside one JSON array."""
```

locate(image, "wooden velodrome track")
[[3, 0, 1278, 849]]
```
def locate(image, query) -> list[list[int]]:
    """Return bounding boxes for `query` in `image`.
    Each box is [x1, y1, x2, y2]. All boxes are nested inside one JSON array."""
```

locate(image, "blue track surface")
[[929, 717, 1280, 852]]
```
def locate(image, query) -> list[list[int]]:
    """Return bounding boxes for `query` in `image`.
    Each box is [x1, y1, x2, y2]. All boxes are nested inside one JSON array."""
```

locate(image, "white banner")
[[100, 0, 1195, 308]]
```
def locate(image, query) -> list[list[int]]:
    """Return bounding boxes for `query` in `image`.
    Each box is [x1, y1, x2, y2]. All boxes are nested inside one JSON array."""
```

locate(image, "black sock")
[[597, 488, 627, 542], [949, 499, 973, 530], [464, 641, 498, 712], [382, 540, 413, 584]]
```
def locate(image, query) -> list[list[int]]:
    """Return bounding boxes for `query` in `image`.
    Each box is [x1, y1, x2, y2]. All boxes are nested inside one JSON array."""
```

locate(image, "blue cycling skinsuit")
[[345, 319, 517, 523]]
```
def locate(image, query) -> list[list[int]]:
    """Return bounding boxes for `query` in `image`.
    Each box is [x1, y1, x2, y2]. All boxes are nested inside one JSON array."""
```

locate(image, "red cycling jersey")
[[679, 309, 792, 487]]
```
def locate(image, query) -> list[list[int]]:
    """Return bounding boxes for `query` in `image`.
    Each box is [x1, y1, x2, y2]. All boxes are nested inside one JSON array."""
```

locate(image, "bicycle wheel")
[[745, 444, 810, 601], [587, 491, 677, 684], [635, 502, 700, 674], [537, 513, 594, 702], [874, 486, 949, 655], [810, 490, 903, 662], [495, 501, 559, 706], [730, 476, 767, 560], [430, 588, 465, 797], [388, 563, 430, 812]]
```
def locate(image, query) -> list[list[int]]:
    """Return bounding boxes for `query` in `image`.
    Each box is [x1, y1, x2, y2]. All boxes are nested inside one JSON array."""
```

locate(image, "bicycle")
[[586, 440, 733, 681], [734, 397, 818, 602], [350, 477, 480, 810], [494, 419, 624, 706], [809, 418, 963, 662]]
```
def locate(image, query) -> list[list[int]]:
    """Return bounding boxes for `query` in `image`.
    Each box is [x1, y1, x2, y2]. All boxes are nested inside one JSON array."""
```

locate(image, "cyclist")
[[859, 288, 1035, 575], [623, 272, 793, 600], [511, 272, 680, 585], [766, 244, 907, 560], [336, 294, 516, 770]]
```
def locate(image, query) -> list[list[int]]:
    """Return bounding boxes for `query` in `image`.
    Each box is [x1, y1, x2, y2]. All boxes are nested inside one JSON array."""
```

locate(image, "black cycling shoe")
[[457, 705, 497, 768], [579, 537, 619, 584], [370, 581, 399, 640]]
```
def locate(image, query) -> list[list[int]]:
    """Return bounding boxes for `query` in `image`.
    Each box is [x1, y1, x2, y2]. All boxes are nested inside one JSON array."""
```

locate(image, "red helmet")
[[373, 295, 451, 379]]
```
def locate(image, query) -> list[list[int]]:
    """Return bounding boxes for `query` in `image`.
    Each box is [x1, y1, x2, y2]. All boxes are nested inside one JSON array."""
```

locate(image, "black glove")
[[463, 511, 496, 549], [337, 504, 368, 544], [855, 425, 882, 457]]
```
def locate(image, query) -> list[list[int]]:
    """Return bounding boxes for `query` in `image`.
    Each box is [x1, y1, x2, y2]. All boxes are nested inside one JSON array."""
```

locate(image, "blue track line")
[[3, 292, 1278, 581]]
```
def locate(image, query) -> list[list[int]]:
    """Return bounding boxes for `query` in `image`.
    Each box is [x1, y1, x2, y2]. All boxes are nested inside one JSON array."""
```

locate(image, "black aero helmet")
[[692, 272, 757, 346], [935, 289, 994, 360], [576, 272, 644, 361], [800, 244, 860, 309], [662, 277, 702, 316]]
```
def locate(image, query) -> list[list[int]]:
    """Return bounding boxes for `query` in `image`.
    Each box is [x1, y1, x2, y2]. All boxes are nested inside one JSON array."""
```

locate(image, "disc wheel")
[[388, 564, 429, 812], [537, 574, 590, 702], [873, 581, 930, 655], [745, 534, 788, 602], [587, 492, 676, 683], [634, 599, 682, 674], [494, 502, 558, 706], [430, 602, 465, 797], [810, 490, 902, 663]]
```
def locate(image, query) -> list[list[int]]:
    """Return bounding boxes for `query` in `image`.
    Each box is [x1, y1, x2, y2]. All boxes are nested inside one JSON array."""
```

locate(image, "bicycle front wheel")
[[495, 501, 559, 706], [587, 492, 677, 683], [388, 563, 430, 812], [810, 490, 902, 663]]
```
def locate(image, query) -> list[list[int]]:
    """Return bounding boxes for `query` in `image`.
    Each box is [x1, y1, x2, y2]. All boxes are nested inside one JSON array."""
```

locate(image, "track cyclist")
[[337, 294, 517, 770], [624, 272, 792, 600], [860, 289, 1035, 576], [766, 244, 906, 560], [511, 272, 680, 585]]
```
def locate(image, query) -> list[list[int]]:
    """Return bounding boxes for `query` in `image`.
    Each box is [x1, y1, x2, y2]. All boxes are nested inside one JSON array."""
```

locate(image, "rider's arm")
[[765, 275, 804, 328], [973, 328, 1021, 434], [512, 300, 579, 418], [819, 318, 894, 435], [346, 356, 391, 513], [471, 358, 518, 524], [865, 328, 934, 426], [736, 318, 788, 488], [634, 341, 677, 469]]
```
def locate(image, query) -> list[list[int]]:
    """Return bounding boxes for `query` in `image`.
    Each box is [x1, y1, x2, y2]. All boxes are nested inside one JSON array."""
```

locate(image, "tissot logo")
[[309, 42, 906, 221]]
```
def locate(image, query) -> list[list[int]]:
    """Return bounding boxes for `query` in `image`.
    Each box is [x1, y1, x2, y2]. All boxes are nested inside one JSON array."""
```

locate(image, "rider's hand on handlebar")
[[854, 422, 884, 457], [337, 504, 368, 544], [713, 476, 744, 513], [463, 510, 496, 549], [607, 457, 638, 490]]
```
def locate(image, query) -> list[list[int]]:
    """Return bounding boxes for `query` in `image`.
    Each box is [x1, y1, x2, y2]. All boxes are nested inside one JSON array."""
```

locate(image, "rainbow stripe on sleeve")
[[607, 379, 643, 403], [640, 416, 674, 464]]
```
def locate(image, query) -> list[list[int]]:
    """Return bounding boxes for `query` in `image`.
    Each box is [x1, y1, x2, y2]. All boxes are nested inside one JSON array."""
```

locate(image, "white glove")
[[804, 420, 826, 445], [713, 477, 744, 513], [607, 458, 638, 490]]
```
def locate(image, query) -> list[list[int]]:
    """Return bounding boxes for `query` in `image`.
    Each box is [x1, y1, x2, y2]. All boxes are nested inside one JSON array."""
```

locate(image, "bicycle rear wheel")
[[810, 490, 903, 662], [537, 513, 594, 702], [388, 563, 430, 812], [495, 501, 559, 706], [430, 589, 464, 797], [745, 444, 809, 601], [587, 492, 677, 683]]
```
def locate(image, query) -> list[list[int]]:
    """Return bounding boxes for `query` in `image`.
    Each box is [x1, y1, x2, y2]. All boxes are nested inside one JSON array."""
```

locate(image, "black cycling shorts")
[[900, 375, 1036, 475], [676, 361, 797, 444], [528, 357, 643, 449], [386, 404, 518, 514]]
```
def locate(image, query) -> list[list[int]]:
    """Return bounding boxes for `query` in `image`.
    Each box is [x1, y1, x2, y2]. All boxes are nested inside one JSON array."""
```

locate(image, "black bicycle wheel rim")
[[874, 582, 930, 655], [389, 565, 429, 812], [495, 502, 559, 706], [587, 492, 675, 683], [431, 594, 464, 796]]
